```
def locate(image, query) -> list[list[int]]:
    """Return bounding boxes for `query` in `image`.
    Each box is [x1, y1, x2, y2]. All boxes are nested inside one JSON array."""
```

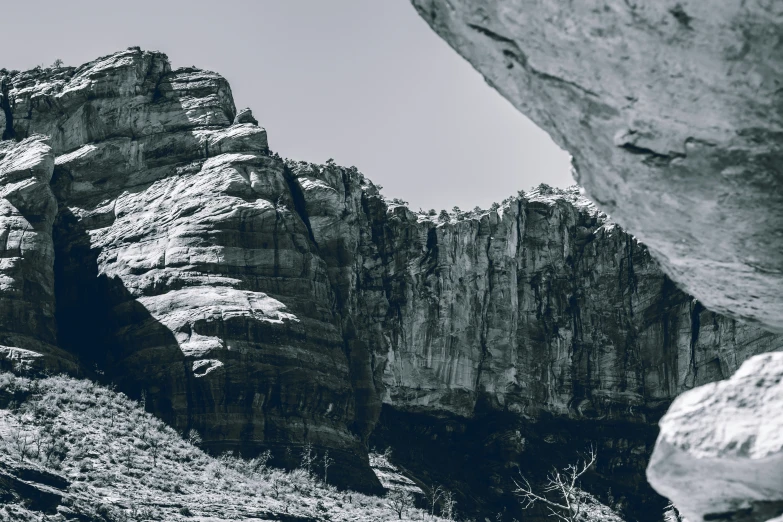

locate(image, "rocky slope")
[[0, 372, 449, 522], [0, 49, 781, 520], [410, 0, 783, 333]]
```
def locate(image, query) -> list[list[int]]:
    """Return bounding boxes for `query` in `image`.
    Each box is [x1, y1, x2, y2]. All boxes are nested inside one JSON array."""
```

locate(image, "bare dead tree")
[[299, 442, 315, 475], [185, 428, 202, 446], [513, 446, 597, 522], [12, 428, 31, 462], [43, 434, 65, 466], [122, 445, 135, 474], [147, 432, 164, 468], [32, 430, 43, 459], [441, 489, 457, 520], [386, 490, 414, 519], [322, 450, 334, 483], [428, 484, 444, 516], [271, 477, 282, 499]]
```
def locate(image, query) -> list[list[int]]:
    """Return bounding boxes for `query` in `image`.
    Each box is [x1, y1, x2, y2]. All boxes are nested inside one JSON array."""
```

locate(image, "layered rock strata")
[[0, 49, 781, 517], [0, 136, 77, 374], [410, 0, 783, 333], [1, 48, 375, 489]]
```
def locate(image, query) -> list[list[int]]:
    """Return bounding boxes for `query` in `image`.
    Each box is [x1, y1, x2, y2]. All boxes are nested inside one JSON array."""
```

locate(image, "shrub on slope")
[[0, 373, 445, 521]]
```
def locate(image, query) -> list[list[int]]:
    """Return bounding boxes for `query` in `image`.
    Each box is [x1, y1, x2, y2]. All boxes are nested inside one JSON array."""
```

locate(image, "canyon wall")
[[409, 3, 783, 519], [1, 49, 781, 519]]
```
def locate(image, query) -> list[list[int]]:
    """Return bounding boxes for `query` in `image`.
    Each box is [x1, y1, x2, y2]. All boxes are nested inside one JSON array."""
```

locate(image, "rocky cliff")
[[0, 49, 780, 520], [408, 3, 783, 519], [0, 137, 78, 375]]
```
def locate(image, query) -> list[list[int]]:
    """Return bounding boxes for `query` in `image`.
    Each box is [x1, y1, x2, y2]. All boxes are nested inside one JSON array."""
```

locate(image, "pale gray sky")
[[3, 0, 572, 211]]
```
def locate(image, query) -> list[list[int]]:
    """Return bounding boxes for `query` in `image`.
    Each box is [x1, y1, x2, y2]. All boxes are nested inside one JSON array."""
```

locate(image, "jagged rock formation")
[[648, 351, 783, 522], [409, 0, 783, 334], [0, 456, 70, 516], [0, 49, 781, 519], [0, 49, 375, 490]]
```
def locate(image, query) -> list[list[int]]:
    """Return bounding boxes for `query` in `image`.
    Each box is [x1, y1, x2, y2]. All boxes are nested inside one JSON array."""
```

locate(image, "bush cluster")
[[0, 373, 449, 521]]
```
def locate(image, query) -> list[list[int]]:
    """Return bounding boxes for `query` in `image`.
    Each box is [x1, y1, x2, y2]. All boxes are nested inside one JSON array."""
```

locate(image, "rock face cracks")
[[0, 137, 78, 374], [410, 3, 783, 518], [410, 0, 783, 333], [0, 48, 780, 518]]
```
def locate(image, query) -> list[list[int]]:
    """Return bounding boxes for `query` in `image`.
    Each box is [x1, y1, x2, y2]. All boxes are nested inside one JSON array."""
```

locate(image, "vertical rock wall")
[[0, 136, 77, 374]]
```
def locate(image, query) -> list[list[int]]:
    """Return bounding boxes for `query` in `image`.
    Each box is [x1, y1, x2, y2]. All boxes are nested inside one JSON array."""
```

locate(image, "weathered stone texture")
[[295, 178, 780, 422], [2, 49, 374, 490], [648, 352, 783, 522], [0, 49, 780, 512], [0, 136, 77, 374], [410, 0, 783, 333]]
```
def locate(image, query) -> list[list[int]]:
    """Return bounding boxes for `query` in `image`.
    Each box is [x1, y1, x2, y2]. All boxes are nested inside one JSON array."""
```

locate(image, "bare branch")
[[547, 506, 571, 522], [513, 447, 598, 522], [513, 475, 570, 511]]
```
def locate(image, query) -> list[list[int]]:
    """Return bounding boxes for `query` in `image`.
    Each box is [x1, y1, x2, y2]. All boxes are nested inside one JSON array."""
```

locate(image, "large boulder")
[[410, 0, 783, 332], [647, 352, 783, 522]]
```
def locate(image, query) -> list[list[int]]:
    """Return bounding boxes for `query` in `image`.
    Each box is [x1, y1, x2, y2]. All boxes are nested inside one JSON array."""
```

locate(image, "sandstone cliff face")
[[0, 49, 781, 518], [295, 165, 781, 519], [364, 191, 779, 421], [295, 164, 781, 422], [1, 49, 374, 490], [410, 0, 783, 334], [0, 136, 77, 374]]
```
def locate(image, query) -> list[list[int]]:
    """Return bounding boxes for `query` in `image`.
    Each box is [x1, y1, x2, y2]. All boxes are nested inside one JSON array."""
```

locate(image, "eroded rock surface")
[[0, 49, 781, 518], [648, 352, 783, 522], [410, 0, 783, 333], [2, 49, 374, 490], [296, 166, 781, 519], [0, 137, 77, 374]]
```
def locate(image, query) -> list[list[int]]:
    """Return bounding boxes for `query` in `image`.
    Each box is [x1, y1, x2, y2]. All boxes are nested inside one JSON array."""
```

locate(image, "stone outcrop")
[[298, 167, 780, 519], [0, 49, 781, 519], [1, 49, 375, 490], [358, 191, 780, 421], [648, 352, 783, 522], [409, 0, 783, 334], [0, 136, 77, 374], [0, 452, 70, 515]]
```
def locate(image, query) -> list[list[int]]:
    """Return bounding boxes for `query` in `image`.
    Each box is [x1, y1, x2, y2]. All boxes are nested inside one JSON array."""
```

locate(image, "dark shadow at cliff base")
[[52, 206, 187, 424], [371, 405, 669, 522]]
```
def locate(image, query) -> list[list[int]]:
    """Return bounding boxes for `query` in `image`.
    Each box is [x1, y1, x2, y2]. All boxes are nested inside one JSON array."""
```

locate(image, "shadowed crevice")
[[0, 76, 15, 141]]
